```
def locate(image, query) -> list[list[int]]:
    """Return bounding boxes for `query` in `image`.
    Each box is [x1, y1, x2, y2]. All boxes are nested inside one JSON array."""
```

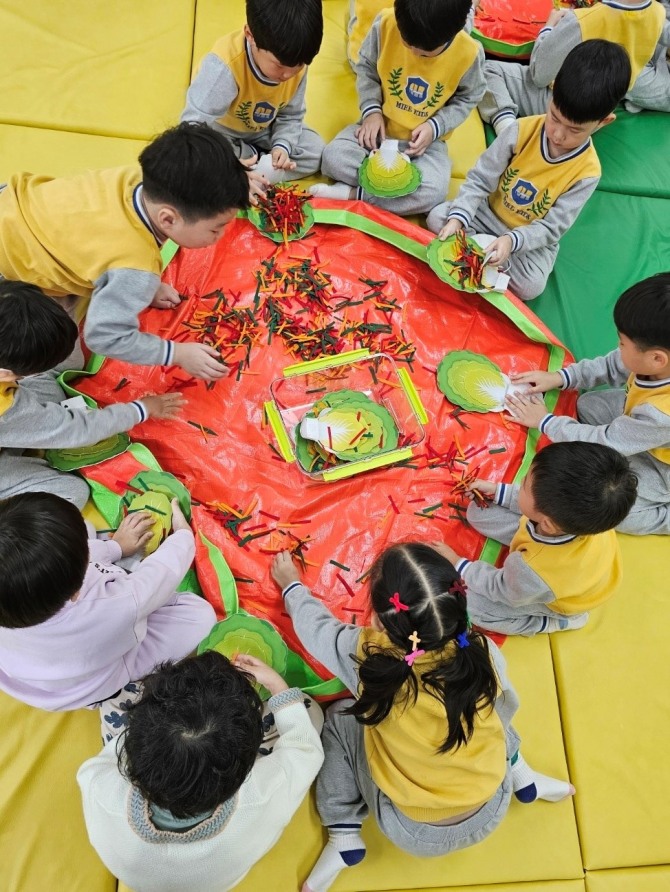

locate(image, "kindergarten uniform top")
[[455, 483, 622, 615], [529, 0, 669, 89], [0, 168, 173, 367], [357, 9, 485, 141], [447, 115, 600, 254], [181, 30, 309, 156]]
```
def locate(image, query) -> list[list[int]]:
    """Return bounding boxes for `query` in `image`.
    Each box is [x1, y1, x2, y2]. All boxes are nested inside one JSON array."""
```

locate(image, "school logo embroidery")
[[253, 101, 276, 124], [405, 76, 430, 105], [510, 179, 537, 206]]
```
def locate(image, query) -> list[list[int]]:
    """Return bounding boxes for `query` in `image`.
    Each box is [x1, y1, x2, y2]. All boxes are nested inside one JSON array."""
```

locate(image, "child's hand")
[[406, 122, 434, 157], [484, 234, 513, 268], [239, 156, 268, 206], [139, 392, 186, 420], [112, 511, 154, 557], [170, 499, 191, 533], [272, 551, 302, 590], [546, 8, 569, 28], [438, 218, 464, 241], [271, 147, 296, 171], [429, 540, 460, 565], [355, 113, 385, 150], [151, 283, 182, 309], [465, 479, 497, 500], [233, 653, 289, 696], [510, 370, 564, 393], [173, 342, 229, 381], [505, 392, 548, 428]]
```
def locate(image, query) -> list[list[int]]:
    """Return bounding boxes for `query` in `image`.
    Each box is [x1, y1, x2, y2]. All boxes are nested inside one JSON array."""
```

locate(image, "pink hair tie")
[[404, 649, 425, 666], [448, 579, 468, 597], [389, 592, 409, 612]]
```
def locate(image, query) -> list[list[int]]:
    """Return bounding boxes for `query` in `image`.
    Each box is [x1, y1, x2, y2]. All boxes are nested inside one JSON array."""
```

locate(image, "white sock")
[[309, 182, 356, 200], [512, 753, 575, 803], [302, 825, 366, 892], [541, 612, 589, 633]]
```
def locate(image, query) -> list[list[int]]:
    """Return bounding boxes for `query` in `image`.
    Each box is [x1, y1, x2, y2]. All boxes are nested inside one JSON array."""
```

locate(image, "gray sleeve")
[[447, 123, 518, 226], [428, 46, 486, 138], [180, 53, 240, 128], [460, 552, 556, 608], [562, 349, 629, 390], [512, 175, 599, 254], [541, 403, 670, 457], [271, 75, 308, 155], [356, 18, 383, 118], [283, 583, 362, 693], [84, 268, 172, 367], [528, 15, 582, 88], [488, 639, 519, 730], [0, 386, 142, 449]]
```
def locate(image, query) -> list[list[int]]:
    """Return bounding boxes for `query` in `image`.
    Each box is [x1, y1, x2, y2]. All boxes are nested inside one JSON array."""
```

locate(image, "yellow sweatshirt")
[[624, 374, 670, 464]]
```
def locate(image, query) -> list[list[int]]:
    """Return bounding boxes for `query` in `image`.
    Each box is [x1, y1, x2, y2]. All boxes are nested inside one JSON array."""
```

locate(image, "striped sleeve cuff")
[[537, 27, 553, 36], [538, 413, 555, 434], [491, 110, 516, 129], [428, 117, 440, 141], [268, 687, 305, 711], [361, 103, 382, 118], [455, 558, 472, 575], [282, 581, 303, 599], [448, 210, 470, 228], [506, 230, 522, 253], [162, 340, 175, 366], [558, 368, 571, 389], [271, 140, 291, 155], [494, 483, 507, 506], [131, 400, 148, 423]]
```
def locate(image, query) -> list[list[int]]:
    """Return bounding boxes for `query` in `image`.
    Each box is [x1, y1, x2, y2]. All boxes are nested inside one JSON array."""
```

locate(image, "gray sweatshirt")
[[181, 50, 310, 155], [447, 120, 599, 254], [356, 16, 486, 140]]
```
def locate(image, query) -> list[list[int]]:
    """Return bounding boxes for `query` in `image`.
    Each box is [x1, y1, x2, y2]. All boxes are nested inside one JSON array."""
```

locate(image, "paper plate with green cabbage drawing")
[[437, 351, 510, 413], [46, 432, 130, 471], [126, 491, 172, 554], [359, 140, 421, 198]]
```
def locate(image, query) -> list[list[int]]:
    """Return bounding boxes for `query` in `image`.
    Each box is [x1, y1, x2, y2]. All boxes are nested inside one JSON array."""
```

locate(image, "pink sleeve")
[[87, 538, 123, 565], [125, 529, 196, 618]]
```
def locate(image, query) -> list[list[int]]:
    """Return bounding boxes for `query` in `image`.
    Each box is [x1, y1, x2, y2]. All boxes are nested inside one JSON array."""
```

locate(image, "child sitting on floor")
[[0, 281, 183, 507], [436, 443, 638, 637], [77, 651, 324, 892], [182, 0, 324, 183], [272, 544, 574, 892], [0, 493, 215, 723], [0, 123, 250, 381], [310, 0, 486, 215], [479, 0, 669, 126], [509, 273, 670, 535], [426, 40, 630, 300]]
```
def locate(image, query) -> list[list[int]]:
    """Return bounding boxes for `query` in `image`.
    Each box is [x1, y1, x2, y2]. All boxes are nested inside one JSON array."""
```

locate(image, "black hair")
[[613, 272, 670, 351], [0, 281, 78, 376], [247, 0, 323, 67], [346, 542, 497, 754], [394, 0, 472, 51], [119, 652, 263, 818], [530, 442, 637, 535], [552, 39, 631, 124], [0, 493, 89, 628], [139, 123, 250, 222]]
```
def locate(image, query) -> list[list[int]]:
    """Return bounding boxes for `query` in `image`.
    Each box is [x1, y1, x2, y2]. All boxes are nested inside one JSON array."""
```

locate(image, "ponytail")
[[421, 629, 497, 753], [345, 643, 417, 725]]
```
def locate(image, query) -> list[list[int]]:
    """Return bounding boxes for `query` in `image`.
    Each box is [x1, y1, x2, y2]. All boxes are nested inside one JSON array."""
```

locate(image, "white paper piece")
[[60, 395, 88, 411], [254, 152, 285, 185]]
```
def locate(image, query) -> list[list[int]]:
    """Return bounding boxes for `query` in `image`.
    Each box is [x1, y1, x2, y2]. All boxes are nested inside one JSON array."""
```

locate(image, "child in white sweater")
[[77, 651, 324, 892]]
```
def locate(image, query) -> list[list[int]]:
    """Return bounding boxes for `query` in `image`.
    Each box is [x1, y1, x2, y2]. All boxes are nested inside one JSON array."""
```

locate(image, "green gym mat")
[[533, 190, 670, 361], [592, 110, 670, 199]]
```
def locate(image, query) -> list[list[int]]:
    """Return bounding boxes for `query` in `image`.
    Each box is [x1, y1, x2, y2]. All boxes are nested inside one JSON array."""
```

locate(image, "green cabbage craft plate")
[[46, 432, 130, 471], [247, 200, 315, 243], [436, 350, 509, 413], [426, 235, 489, 294], [359, 151, 421, 198]]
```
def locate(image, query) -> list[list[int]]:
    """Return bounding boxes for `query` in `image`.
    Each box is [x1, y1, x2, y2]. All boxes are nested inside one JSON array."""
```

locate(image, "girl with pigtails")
[[272, 542, 574, 892]]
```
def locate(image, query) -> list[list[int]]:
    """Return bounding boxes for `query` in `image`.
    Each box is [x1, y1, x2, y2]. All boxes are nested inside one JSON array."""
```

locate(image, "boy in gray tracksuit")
[[507, 274, 670, 535], [0, 282, 183, 508], [479, 0, 670, 130], [426, 41, 630, 301], [181, 0, 324, 180]]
